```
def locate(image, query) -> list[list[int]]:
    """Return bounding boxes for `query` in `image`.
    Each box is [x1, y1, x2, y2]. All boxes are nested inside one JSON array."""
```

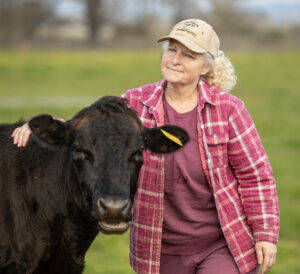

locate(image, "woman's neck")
[[164, 82, 199, 113]]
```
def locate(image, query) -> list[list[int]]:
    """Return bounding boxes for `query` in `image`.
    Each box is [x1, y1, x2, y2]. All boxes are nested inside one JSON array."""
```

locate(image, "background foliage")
[[1, 0, 300, 50], [0, 49, 299, 273]]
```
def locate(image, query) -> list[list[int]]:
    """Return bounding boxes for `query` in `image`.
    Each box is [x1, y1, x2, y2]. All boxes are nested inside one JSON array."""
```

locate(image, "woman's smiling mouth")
[[167, 67, 183, 73]]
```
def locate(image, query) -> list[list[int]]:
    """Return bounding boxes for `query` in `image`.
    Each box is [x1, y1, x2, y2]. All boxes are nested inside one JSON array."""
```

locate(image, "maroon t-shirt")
[[161, 95, 225, 255]]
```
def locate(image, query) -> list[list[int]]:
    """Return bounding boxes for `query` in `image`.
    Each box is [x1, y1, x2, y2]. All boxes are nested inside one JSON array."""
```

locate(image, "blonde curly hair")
[[161, 41, 237, 92], [203, 51, 237, 92]]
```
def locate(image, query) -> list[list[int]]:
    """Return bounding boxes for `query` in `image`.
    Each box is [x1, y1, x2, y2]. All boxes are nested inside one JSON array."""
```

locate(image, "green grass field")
[[0, 49, 299, 273]]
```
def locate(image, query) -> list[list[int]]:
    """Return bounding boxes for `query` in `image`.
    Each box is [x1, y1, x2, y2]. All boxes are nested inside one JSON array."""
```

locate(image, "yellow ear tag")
[[160, 129, 183, 146]]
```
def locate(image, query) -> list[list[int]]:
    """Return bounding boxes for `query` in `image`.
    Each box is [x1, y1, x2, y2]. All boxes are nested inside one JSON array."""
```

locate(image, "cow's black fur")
[[0, 96, 189, 274]]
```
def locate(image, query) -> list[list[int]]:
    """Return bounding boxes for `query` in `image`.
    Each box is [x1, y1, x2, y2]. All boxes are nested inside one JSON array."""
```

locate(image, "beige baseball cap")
[[157, 19, 220, 58]]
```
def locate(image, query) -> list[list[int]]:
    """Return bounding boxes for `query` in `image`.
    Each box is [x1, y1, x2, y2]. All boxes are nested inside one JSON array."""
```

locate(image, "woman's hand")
[[11, 123, 32, 147], [255, 241, 277, 274]]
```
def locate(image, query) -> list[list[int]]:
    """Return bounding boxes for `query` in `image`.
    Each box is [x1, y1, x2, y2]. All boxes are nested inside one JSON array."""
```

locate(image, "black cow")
[[0, 96, 189, 274]]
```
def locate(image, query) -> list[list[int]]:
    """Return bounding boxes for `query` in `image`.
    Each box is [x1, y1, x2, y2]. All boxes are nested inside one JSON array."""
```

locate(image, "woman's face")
[[161, 40, 211, 87]]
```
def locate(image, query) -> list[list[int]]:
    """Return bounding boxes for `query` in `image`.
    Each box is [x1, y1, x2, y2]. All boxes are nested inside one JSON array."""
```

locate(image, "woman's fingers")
[[19, 123, 31, 147], [12, 127, 21, 145], [256, 243, 263, 265], [11, 127, 17, 138], [11, 128, 18, 141], [21, 124, 31, 147], [11, 123, 32, 147], [255, 241, 277, 274], [261, 253, 272, 274]]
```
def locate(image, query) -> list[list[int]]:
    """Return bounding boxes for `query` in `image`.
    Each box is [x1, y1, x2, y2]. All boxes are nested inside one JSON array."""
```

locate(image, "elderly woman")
[[12, 19, 279, 274]]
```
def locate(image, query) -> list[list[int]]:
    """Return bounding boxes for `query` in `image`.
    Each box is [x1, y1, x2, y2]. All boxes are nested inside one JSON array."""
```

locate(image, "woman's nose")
[[171, 52, 181, 65]]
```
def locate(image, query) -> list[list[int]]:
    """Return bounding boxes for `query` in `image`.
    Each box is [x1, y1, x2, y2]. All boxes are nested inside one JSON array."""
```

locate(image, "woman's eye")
[[168, 47, 176, 52], [185, 53, 195, 59]]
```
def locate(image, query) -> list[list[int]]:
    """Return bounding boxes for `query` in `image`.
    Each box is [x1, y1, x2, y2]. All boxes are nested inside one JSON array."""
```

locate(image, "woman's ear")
[[201, 63, 212, 76]]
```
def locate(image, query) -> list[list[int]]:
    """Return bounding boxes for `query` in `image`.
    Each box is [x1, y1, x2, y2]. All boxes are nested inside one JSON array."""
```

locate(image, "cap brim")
[[157, 34, 207, 54]]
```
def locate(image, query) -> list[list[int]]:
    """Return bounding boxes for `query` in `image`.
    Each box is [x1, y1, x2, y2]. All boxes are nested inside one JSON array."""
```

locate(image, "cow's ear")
[[29, 114, 70, 145], [143, 125, 189, 153]]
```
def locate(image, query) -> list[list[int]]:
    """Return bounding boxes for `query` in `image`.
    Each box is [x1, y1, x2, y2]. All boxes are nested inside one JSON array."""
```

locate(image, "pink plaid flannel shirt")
[[122, 79, 280, 274]]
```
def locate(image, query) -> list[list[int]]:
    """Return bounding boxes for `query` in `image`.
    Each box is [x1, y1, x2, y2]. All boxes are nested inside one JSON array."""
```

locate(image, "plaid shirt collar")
[[141, 79, 217, 112]]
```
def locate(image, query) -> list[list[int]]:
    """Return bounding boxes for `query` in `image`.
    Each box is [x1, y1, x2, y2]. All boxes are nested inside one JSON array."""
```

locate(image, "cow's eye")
[[72, 145, 84, 158], [72, 145, 93, 163]]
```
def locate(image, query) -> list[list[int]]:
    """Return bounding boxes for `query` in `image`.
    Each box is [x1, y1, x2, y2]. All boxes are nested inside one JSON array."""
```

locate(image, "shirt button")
[[155, 245, 159, 249], [215, 138, 219, 144], [157, 216, 162, 220], [149, 107, 154, 111]]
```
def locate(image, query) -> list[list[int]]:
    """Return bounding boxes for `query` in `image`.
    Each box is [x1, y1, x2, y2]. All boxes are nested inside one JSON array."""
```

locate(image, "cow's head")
[[28, 96, 189, 234]]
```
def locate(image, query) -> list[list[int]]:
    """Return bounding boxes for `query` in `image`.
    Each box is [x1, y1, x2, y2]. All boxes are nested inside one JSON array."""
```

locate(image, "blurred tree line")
[[0, 0, 55, 46], [0, 0, 299, 49]]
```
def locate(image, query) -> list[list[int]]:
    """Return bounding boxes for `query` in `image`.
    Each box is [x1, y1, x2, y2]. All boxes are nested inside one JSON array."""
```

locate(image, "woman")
[[12, 19, 279, 274]]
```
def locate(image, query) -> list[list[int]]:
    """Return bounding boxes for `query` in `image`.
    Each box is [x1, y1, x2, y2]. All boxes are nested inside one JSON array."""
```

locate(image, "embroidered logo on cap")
[[183, 22, 199, 29], [176, 21, 199, 37]]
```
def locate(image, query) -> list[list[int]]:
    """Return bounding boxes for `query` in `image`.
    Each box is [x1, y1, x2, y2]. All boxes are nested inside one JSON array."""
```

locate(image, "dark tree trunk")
[[86, 0, 102, 42]]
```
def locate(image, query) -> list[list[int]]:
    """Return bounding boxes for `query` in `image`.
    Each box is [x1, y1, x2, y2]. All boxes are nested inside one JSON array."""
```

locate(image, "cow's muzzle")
[[97, 197, 131, 234]]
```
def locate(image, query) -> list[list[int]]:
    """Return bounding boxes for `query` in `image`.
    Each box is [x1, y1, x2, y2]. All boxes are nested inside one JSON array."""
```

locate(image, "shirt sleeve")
[[120, 91, 128, 99], [227, 98, 280, 244], [121, 89, 135, 109]]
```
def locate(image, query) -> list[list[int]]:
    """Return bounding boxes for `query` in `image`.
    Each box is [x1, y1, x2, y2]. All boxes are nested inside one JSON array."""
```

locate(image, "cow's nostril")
[[97, 197, 130, 221]]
